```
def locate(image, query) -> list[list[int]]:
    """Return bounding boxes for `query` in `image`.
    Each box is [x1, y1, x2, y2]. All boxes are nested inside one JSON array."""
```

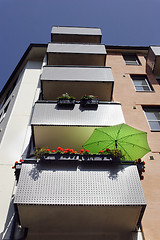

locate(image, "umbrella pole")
[[115, 140, 117, 148]]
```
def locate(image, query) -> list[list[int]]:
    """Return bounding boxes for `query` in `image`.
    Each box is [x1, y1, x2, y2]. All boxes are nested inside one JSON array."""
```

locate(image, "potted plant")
[[80, 95, 98, 107], [57, 93, 76, 106]]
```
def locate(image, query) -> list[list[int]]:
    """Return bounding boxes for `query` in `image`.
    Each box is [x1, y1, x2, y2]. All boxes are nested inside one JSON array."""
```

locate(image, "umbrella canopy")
[[83, 123, 151, 161]]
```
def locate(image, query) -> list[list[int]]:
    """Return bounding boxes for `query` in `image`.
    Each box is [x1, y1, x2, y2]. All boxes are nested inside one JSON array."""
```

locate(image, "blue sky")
[[0, 0, 160, 91]]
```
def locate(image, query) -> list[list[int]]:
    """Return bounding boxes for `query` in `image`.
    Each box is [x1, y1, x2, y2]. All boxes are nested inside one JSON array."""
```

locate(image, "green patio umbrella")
[[83, 123, 151, 161]]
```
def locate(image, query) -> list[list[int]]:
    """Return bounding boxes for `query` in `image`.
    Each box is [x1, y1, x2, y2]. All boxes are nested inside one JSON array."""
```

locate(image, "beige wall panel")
[[42, 81, 112, 101]]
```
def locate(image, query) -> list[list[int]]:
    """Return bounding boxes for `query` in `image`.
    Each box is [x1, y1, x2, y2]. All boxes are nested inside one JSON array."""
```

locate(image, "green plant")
[[99, 148, 125, 160], [80, 95, 98, 100], [57, 93, 76, 100], [34, 148, 52, 159]]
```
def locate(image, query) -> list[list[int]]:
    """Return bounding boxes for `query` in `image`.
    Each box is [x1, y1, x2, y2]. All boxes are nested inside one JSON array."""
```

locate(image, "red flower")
[[57, 147, 63, 151], [138, 158, 141, 163], [142, 169, 145, 173], [12, 166, 15, 169], [143, 161, 146, 165], [140, 175, 144, 180], [46, 149, 50, 152], [80, 149, 84, 154], [15, 161, 18, 164], [105, 148, 110, 152], [96, 96, 98, 98], [100, 150, 104, 153], [85, 149, 89, 153], [52, 150, 55, 153], [20, 159, 23, 162]]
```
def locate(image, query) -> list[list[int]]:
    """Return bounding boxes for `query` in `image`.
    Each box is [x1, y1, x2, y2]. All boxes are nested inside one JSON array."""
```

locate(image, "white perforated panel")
[[14, 164, 146, 205]]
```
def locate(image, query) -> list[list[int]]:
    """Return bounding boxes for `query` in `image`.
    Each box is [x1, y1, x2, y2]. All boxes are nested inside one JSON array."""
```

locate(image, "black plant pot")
[[80, 98, 98, 107], [57, 99, 76, 106]]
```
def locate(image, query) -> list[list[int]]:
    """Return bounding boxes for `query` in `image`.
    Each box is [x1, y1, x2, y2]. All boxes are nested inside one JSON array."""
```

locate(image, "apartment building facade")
[[0, 26, 158, 240], [106, 46, 160, 239]]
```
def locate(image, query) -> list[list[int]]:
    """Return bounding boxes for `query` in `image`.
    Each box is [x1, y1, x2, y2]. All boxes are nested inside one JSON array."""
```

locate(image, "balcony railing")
[[51, 26, 102, 43], [14, 162, 146, 239], [47, 43, 106, 66]]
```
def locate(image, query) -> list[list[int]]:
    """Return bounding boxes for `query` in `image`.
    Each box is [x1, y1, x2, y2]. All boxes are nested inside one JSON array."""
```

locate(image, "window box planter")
[[40, 153, 79, 161], [80, 98, 98, 107], [80, 154, 120, 162], [57, 99, 76, 106]]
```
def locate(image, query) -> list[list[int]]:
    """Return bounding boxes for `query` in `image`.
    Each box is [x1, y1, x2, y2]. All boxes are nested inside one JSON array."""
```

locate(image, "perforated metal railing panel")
[[14, 163, 146, 205]]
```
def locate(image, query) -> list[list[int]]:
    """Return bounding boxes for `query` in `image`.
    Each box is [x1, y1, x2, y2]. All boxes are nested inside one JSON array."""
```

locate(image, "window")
[[123, 54, 140, 65], [131, 75, 152, 92], [143, 107, 160, 131]]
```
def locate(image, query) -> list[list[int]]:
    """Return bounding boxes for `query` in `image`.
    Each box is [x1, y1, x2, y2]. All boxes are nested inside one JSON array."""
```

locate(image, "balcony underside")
[[14, 163, 146, 240], [48, 53, 106, 66], [42, 81, 113, 101]]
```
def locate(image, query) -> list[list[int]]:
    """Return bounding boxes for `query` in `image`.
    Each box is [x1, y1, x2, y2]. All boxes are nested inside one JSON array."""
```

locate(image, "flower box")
[[57, 99, 76, 106], [80, 154, 120, 162], [80, 98, 98, 107], [40, 153, 79, 161]]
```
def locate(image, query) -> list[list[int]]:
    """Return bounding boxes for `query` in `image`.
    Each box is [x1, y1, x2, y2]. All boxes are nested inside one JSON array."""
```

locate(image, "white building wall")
[[0, 60, 43, 239]]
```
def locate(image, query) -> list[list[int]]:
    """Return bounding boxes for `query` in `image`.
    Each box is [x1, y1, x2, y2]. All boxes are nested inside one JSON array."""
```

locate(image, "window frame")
[[123, 54, 141, 65], [130, 75, 153, 92], [143, 107, 160, 131]]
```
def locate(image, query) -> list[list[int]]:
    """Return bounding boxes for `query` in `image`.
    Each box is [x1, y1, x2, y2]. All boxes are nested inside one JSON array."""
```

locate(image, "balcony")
[[51, 26, 102, 43], [47, 43, 106, 66], [31, 102, 125, 151], [147, 46, 160, 76], [14, 162, 146, 240], [41, 66, 114, 101]]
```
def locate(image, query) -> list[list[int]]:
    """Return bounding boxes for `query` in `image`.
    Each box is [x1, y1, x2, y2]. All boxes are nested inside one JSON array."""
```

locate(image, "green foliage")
[[80, 95, 97, 100], [57, 93, 76, 100]]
